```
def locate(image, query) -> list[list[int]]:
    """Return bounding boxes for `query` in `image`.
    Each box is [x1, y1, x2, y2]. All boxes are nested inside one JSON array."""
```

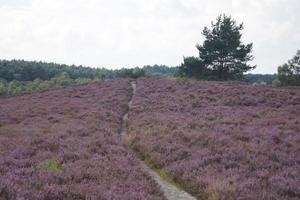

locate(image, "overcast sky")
[[0, 0, 299, 73]]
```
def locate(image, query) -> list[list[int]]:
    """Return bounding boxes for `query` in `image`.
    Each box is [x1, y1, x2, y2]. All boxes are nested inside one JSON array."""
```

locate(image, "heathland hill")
[[0, 77, 299, 200]]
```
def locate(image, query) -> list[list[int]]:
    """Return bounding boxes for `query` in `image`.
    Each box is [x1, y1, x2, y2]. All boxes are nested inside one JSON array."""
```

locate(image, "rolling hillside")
[[0, 77, 299, 199]]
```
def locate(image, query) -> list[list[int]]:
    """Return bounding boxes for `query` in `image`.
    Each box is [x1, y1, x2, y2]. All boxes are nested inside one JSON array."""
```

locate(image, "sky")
[[0, 0, 299, 73]]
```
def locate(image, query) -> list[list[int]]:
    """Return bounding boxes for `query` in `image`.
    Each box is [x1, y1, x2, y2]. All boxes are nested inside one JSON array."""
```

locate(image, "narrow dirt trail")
[[121, 81, 197, 200]]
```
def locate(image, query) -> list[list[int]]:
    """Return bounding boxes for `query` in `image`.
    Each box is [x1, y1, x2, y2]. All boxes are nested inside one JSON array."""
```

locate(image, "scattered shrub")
[[272, 78, 282, 86], [39, 158, 64, 173]]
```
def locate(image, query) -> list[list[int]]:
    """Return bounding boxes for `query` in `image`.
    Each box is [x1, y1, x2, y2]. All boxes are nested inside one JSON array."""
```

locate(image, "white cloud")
[[0, 0, 299, 73]]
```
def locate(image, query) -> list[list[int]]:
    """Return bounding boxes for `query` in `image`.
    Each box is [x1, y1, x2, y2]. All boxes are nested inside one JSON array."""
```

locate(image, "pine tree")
[[179, 14, 255, 80]]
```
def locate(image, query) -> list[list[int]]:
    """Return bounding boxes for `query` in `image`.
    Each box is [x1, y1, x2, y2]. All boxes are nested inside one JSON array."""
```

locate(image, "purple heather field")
[[0, 79, 164, 200], [128, 77, 300, 200], [0, 76, 299, 200]]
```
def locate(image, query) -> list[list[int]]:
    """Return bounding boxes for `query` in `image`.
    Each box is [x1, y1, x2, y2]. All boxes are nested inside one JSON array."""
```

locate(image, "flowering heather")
[[0, 79, 164, 200], [128, 77, 300, 200]]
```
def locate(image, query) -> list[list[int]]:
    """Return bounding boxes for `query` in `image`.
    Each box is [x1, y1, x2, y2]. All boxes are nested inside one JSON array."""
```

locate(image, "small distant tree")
[[177, 57, 209, 79], [0, 80, 7, 95], [131, 68, 146, 78], [179, 14, 255, 80], [7, 80, 23, 95], [51, 72, 73, 87], [277, 50, 300, 86], [272, 78, 281, 87]]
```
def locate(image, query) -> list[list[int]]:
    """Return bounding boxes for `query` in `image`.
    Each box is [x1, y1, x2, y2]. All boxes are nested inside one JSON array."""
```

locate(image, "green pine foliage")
[[178, 14, 255, 80]]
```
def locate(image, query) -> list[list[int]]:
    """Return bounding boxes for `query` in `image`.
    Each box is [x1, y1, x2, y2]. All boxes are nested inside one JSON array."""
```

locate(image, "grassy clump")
[[207, 191, 219, 200], [39, 158, 64, 173], [158, 169, 176, 185]]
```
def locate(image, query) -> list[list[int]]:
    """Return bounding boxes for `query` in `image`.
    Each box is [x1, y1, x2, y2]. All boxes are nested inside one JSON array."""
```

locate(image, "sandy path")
[[121, 81, 196, 200]]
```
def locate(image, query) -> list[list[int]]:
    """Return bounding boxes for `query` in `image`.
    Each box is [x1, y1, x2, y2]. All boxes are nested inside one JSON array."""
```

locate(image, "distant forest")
[[0, 60, 180, 95], [0, 60, 179, 82], [0, 59, 277, 84]]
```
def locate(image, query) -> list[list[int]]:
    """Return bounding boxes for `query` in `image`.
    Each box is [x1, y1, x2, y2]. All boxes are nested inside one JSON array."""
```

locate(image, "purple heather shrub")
[[128, 77, 300, 200], [0, 79, 165, 200]]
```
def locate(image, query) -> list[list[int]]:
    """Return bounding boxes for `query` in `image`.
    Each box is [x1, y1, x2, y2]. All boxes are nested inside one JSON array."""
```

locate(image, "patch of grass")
[[124, 134, 135, 148], [39, 158, 64, 173], [144, 158, 157, 169], [175, 77, 189, 82], [208, 192, 219, 200], [158, 169, 176, 184], [143, 157, 185, 190]]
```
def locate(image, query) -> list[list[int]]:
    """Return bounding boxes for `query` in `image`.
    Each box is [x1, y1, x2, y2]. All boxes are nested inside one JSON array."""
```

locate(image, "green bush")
[[0, 82, 7, 95], [51, 72, 73, 87], [39, 158, 64, 173], [7, 80, 24, 95], [277, 50, 300, 86], [272, 79, 281, 87], [0, 73, 94, 96], [75, 77, 93, 85]]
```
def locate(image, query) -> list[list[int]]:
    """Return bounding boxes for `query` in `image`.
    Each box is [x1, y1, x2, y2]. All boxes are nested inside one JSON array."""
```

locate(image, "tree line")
[[0, 61, 179, 96], [0, 60, 148, 82]]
